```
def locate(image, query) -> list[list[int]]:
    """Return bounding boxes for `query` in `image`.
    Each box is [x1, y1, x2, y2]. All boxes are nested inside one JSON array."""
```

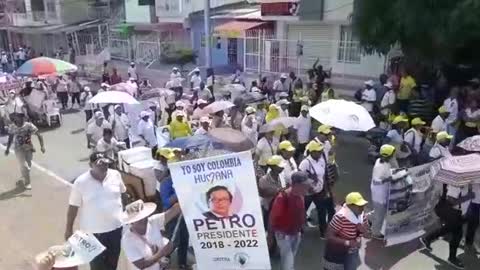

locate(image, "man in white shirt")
[[429, 131, 453, 160], [81, 86, 95, 122], [361, 80, 377, 113], [190, 67, 202, 89], [137, 111, 158, 157], [86, 111, 112, 149], [255, 130, 279, 171], [380, 82, 396, 129], [404, 117, 426, 154], [276, 99, 290, 117], [5, 90, 27, 120], [170, 67, 182, 83], [95, 128, 126, 159], [196, 82, 213, 102], [128, 62, 138, 80], [195, 117, 210, 135], [431, 106, 449, 135], [109, 105, 131, 148], [299, 140, 333, 236], [65, 153, 126, 270], [295, 105, 312, 160], [241, 106, 258, 144], [56, 75, 69, 109], [278, 140, 298, 187], [443, 87, 459, 139], [273, 73, 288, 102]]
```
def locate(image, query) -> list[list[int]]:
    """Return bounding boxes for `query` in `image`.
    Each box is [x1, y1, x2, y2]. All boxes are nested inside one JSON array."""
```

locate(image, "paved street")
[[1, 108, 479, 269]]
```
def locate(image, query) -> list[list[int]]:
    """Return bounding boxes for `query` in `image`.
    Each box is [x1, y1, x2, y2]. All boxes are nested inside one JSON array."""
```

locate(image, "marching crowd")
[[3, 61, 477, 270]]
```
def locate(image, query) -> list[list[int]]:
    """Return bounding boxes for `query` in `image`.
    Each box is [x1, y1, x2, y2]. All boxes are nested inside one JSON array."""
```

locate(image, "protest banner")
[[52, 230, 106, 268], [169, 151, 271, 270], [384, 162, 442, 246]]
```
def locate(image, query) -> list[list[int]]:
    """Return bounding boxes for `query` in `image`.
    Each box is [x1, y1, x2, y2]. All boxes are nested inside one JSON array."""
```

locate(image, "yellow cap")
[[245, 106, 256, 114], [411, 117, 426, 126], [317, 125, 332, 135], [436, 131, 453, 141], [269, 104, 279, 111], [306, 140, 324, 152], [157, 148, 175, 160], [279, 140, 296, 152], [392, 115, 408, 124], [380, 144, 395, 157], [345, 192, 368, 206], [438, 106, 449, 114], [267, 155, 285, 167]]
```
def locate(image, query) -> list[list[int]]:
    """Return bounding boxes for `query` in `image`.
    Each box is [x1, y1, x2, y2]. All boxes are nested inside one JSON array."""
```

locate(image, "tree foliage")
[[353, 0, 480, 66], [160, 48, 197, 70]]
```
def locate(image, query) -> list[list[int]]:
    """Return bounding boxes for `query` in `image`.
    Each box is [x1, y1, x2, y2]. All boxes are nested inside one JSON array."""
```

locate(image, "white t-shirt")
[[69, 169, 126, 233], [87, 121, 112, 144], [361, 88, 377, 112], [380, 90, 396, 116], [273, 80, 287, 100], [429, 142, 452, 159], [296, 115, 312, 144], [109, 113, 130, 141], [241, 115, 258, 144], [431, 115, 446, 133], [122, 213, 168, 270], [403, 128, 423, 153], [255, 137, 279, 166], [194, 127, 209, 136], [198, 88, 213, 101], [137, 119, 157, 147], [128, 66, 138, 79], [280, 156, 298, 187], [370, 159, 393, 204], [5, 97, 25, 114], [299, 155, 326, 193], [190, 75, 202, 88], [447, 185, 470, 215], [96, 137, 122, 159], [56, 80, 68, 92], [443, 98, 458, 125]]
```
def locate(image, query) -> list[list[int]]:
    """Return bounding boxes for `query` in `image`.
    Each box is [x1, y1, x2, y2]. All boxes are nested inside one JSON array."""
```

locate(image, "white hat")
[[94, 111, 105, 119], [8, 89, 15, 94], [301, 105, 310, 112], [140, 111, 150, 118], [114, 104, 121, 110], [176, 110, 186, 117], [364, 80, 374, 86], [122, 200, 157, 225], [130, 61, 135, 65], [280, 73, 288, 79], [200, 116, 210, 123], [276, 99, 291, 106], [26, 77, 33, 82], [173, 67, 179, 71], [101, 82, 110, 88], [175, 100, 185, 107], [129, 77, 135, 81], [197, 99, 208, 105], [193, 67, 200, 72], [84, 86, 91, 92], [384, 81, 393, 89], [48, 231, 106, 268], [245, 106, 256, 114], [278, 92, 289, 98]]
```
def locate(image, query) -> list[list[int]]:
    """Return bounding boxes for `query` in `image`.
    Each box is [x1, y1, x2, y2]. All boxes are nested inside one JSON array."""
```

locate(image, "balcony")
[[10, 11, 59, 27]]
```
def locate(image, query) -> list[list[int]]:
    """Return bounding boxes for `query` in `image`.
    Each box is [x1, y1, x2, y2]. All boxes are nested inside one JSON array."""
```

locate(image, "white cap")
[[140, 111, 149, 118], [280, 73, 288, 79], [384, 81, 393, 89], [84, 86, 91, 92], [172, 67, 179, 71], [364, 80, 374, 86], [130, 62, 135, 65], [200, 116, 210, 123], [276, 99, 291, 106], [301, 105, 310, 112], [175, 100, 185, 107], [197, 99, 208, 105], [94, 111, 105, 119], [8, 89, 15, 94], [176, 110, 186, 117], [114, 104, 121, 110], [129, 77, 135, 81], [193, 67, 200, 72], [245, 106, 256, 114], [101, 82, 110, 88]]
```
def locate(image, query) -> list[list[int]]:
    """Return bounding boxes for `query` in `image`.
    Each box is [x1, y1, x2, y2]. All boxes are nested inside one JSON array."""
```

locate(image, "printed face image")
[[209, 189, 232, 217]]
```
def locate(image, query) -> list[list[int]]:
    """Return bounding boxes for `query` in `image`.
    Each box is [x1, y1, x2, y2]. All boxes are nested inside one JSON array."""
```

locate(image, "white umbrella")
[[457, 135, 480, 152], [309, 99, 375, 131], [431, 154, 480, 186], [110, 82, 137, 96], [140, 88, 175, 100], [88, 91, 140, 105], [205, 100, 235, 114], [223, 84, 246, 92]]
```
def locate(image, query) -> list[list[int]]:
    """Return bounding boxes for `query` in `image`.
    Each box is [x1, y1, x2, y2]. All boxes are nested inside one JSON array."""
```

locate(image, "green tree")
[[353, 0, 480, 67]]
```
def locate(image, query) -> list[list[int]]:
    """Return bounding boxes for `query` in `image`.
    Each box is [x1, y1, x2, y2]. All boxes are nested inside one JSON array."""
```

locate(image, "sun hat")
[[276, 99, 291, 106], [279, 140, 296, 152], [200, 116, 210, 123], [123, 200, 157, 225], [306, 140, 324, 152], [266, 155, 285, 167], [436, 131, 453, 142], [193, 67, 200, 73], [392, 115, 408, 124], [94, 111, 105, 119], [176, 110, 186, 117], [301, 105, 310, 112], [84, 86, 91, 92], [280, 73, 288, 79], [140, 111, 150, 118], [157, 148, 176, 160], [245, 106, 256, 115], [411, 117, 426, 126], [380, 144, 395, 157], [114, 104, 121, 110], [175, 100, 185, 107], [364, 80, 374, 86], [438, 106, 449, 114], [46, 231, 106, 268], [345, 192, 368, 207], [172, 67, 179, 71], [130, 61, 135, 65], [317, 125, 332, 135]]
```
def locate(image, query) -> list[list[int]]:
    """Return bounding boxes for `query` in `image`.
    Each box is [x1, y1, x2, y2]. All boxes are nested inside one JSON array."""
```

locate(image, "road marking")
[[0, 144, 72, 187]]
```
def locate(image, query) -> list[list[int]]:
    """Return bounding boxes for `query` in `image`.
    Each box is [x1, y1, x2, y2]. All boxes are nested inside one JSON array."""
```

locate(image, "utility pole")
[[204, 0, 211, 68]]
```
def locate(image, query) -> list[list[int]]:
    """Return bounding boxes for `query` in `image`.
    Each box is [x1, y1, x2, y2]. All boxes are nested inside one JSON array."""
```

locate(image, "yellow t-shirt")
[[169, 119, 192, 139], [397, 76, 416, 100]]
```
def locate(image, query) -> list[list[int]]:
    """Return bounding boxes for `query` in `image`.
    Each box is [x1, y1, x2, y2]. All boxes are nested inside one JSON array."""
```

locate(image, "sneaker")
[[419, 237, 432, 251], [24, 184, 32, 190], [372, 234, 385, 240], [447, 257, 465, 269]]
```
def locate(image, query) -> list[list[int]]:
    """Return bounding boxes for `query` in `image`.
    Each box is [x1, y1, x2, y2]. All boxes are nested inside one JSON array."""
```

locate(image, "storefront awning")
[[214, 21, 267, 38]]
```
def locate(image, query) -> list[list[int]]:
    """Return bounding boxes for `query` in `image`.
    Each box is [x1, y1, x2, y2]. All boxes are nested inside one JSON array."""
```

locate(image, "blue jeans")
[[344, 250, 360, 270], [275, 232, 301, 270]]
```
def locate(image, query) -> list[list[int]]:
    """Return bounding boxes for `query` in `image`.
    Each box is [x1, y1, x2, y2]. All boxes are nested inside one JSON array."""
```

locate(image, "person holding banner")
[[324, 192, 369, 270], [122, 200, 181, 270], [370, 144, 404, 240], [270, 171, 311, 270]]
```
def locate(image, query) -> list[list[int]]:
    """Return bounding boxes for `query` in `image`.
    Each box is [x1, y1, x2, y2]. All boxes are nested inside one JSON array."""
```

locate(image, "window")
[[337, 25, 361, 64], [156, 0, 181, 14]]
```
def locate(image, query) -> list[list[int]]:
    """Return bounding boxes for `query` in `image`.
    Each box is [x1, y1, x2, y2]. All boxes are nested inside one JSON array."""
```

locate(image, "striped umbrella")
[[430, 154, 480, 186], [17, 57, 77, 77]]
